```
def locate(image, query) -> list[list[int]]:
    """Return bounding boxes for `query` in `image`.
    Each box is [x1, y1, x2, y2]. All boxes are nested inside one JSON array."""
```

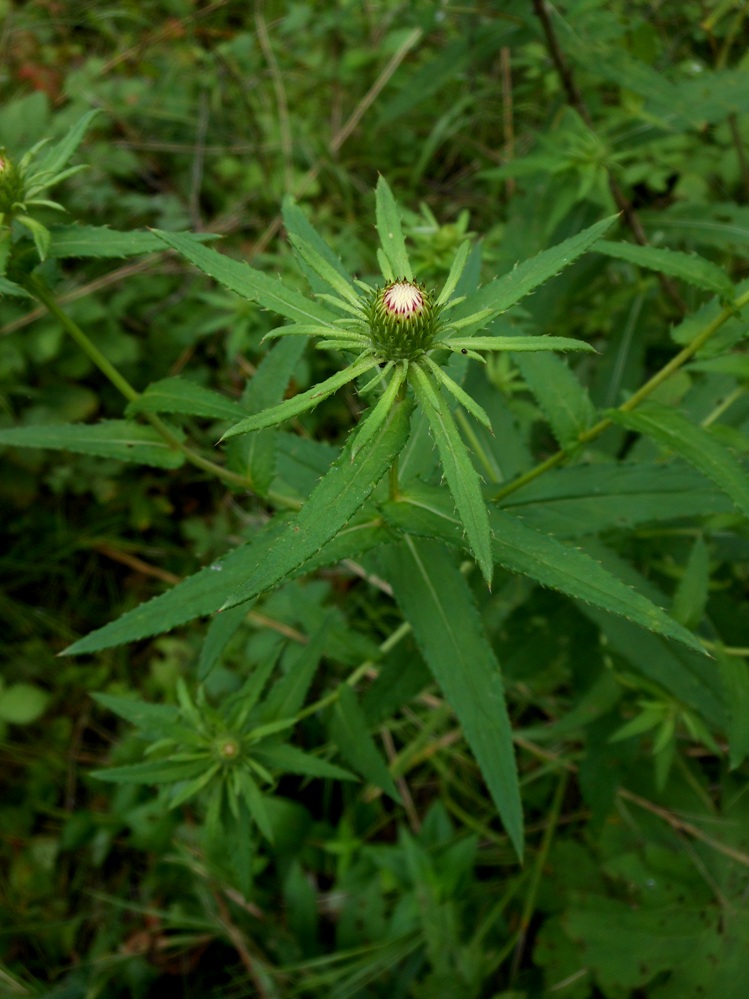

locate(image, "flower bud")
[[367, 279, 438, 360]]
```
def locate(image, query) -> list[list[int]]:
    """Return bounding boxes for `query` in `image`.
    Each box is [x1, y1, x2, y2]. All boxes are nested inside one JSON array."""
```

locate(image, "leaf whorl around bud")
[[366, 279, 439, 360]]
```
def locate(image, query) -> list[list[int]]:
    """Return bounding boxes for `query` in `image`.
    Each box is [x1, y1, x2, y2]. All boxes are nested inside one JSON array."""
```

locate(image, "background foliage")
[[2, 1, 749, 997]]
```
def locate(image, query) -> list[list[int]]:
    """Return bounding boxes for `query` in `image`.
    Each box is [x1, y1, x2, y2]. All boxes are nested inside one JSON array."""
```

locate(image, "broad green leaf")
[[330, 684, 400, 802], [408, 363, 493, 585], [127, 377, 248, 421], [151, 229, 337, 325], [515, 352, 597, 448], [91, 758, 210, 784], [608, 405, 749, 519], [220, 396, 413, 610], [47, 225, 216, 259], [380, 538, 523, 856], [221, 356, 378, 440], [596, 241, 734, 299], [0, 275, 31, 297], [0, 420, 185, 468], [254, 742, 357, 782], [375, 175, 412, 280], [63, 515, 388, 656], [453, 215, 616, 326], [382, 485, 706, 655], [444, 335, 596, 353]]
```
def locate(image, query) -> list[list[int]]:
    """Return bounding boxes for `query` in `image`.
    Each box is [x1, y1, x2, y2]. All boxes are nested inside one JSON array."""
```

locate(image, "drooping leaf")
[[0, 420, 185, 468], [46, 225, 217, 259], [220, 396, 414, 610], [375, 175, 413, 281], [151, 229, 338, 325], [127, 377, 248, 421], [596, 240, 734, 299], [382, 485, 706, 655], [329, 684, 400, 802], [608, 404, 749, 519], [380, 538, 523, 857]]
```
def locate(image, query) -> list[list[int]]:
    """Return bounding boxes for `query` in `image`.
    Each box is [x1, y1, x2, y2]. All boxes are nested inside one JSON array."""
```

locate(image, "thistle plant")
[[154, 178, 610, 590]]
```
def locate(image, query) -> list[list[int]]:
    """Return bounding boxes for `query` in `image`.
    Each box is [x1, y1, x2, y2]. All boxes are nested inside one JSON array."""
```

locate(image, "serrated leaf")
[[16, 214, 51, 260], [596, 241, 734, 299], [63, 515, 389, 656], [380, 538, 523, 857], [127, 377, 248, 421], [382, 485, 706, 655], [444, 335, 596, 353], [716, 646, 749, 769], [516, 352, 597, 448], [330, 684, 400, 802], [453, 215, 616, 326], [151, 229, 337, 326], [220, 396, 414, 610], [607, 404, 749, 519], [221, 356, 378, 439], [46, 224, 216, 259], [287, 232, 360, 306], [408, 363, 493, 584], [253, 742, 357, 782], [0, 420, 185, 468], [375, 176, 412, 280]]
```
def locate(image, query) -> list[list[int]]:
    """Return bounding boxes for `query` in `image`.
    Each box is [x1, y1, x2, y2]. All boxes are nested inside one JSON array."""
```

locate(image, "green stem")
[[493, 288, 749, 503], [26, 275, 300, 502]]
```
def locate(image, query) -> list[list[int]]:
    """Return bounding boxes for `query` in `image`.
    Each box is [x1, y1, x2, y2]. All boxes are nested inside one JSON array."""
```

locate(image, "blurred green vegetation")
[[2, 1, 749, 997]]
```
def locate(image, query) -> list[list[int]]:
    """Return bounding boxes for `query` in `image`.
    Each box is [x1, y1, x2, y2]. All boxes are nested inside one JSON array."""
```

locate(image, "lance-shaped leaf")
[[443, 335, 596, 353], [608, 404, 749, 519], [47, 224, 216, 260], [596, 240, 734, 300], [221, 356, 379, 440], [151, 229, 338, 326], [127, 377, 248, 421], [453, 215, 617, 328], [219, 396, 414, 610], [287, 232, 361, 307], [381, 484, 707, 655], [380, 538, 523, 857], [0, 420, 185, 469], [408, 363, 493, 585], [375, 175, 413, 281], [330, 684, 400, 802]]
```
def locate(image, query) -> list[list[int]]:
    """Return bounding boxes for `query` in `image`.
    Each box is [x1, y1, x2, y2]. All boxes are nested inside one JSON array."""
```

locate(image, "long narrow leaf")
[[380, 538, 523, 857], [221, 356, 378, 440], [408, 364, 493, 584], [151, 229, 337, 325], [444, 335, 596, 353], [381, 484, 707, 655], [596, 240, 734, 299], [453, 215, 617, 326], [375, 176, 413, 280], [219, 397, 414, 610], [608, 404, 749, 519]]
